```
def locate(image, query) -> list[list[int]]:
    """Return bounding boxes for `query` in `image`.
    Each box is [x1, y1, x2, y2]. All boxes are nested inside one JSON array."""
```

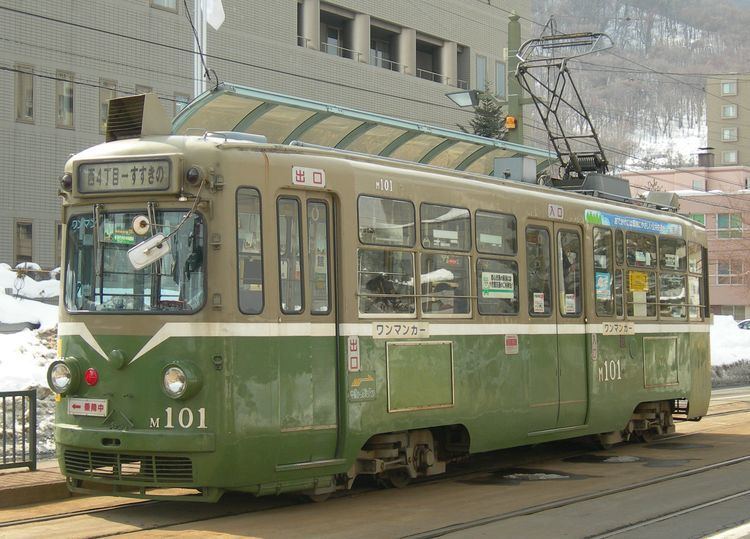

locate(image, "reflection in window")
[[307, 200, 330, 314], [688, 242, 703, 274], [526, 227, 552, 316], [659, 237, 686, 271], [626, 232, 657, 268], [593, 227, 613, 316], [659, 273, 686, 319], [421, 203, 470, 251], [357, 249, 415, 315], [558, 230, 582, 316], [627, 270, 656, 317], [476, 211, 516, 255], [688, 275, 702, 320], [237, 188, 263, 314], [278, 198, 303, 313], [358, 196, 415, 246], [65, 211, 204, 313], [477, 258, 518, 315], [421, 253, 470, 315], [717, 213, 742, 239]]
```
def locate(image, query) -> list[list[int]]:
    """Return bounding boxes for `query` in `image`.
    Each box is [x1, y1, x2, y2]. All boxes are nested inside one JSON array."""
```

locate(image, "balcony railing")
[[417, 68, 444, 83], [369, 53, 404, 73], [456, 79, 469, 89], [320, 42, 361, 61], [297, 35, 311, 48]]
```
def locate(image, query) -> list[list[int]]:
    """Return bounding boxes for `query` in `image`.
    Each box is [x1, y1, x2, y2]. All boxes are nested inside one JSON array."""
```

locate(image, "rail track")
[[2, 405, 748, 537]]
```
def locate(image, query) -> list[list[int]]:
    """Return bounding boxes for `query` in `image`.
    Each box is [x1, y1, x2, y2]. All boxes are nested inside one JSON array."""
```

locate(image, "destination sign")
[[77, 159, 171, 194], [585, 209, 682, 237]]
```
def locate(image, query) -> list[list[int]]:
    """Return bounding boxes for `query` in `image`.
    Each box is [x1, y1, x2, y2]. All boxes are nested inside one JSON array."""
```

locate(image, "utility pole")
[[505, 13, 530, 145]]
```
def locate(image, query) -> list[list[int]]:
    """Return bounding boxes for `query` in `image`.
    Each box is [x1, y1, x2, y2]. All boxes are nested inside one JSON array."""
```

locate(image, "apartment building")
[[622, 165, 750, 320], [706, 75, 750, 167], [0, 0, 532, 267]]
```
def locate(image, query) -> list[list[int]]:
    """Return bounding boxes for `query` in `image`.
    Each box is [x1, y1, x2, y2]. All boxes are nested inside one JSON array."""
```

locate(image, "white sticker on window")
[[533, 292, 545, 313], [481, 272, 514, 299]]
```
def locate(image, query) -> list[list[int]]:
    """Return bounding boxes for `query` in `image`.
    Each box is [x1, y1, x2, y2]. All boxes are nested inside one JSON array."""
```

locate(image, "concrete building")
[[0, 0, 532, 268], [622, 164, 750, 320], [706, 75, 750, 167]]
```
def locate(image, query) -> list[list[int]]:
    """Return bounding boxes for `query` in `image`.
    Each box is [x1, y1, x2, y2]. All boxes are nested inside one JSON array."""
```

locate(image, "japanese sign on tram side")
[[291, 166, 326, 188], [372, 322, 430, 339], [585, 209, 682, 237], [77, 159, 171, 193], [481, 272, 514, 299], [347, 336, 361, 372]]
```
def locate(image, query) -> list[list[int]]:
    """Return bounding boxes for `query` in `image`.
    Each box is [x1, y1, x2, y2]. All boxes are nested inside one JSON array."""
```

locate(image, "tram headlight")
[[47, 359, 81, 395], [162, 362, 202, 400]]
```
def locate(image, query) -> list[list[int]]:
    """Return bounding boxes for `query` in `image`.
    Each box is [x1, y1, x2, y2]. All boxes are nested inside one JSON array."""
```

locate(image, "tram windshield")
[[64, 210, 205, 313]]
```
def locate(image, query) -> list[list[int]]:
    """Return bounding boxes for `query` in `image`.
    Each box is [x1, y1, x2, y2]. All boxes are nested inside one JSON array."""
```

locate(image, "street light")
[[445, 90, 481, 108]]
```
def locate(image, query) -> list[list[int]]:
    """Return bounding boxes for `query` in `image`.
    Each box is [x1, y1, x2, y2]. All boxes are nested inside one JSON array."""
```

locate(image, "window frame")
[[99, 79, 117, 134], [420, 202, 471, 252], [357, 248, 417, 318], [557, 229, 583, 318], [721, 126, 738, 142], [56, 70, 74, 129], [277, 196, 305, 314], [475, 209, 517, 256], [721, 103, 737, 119], [15, 64, 34, 124], [476, 257, 519, 316], [525, 225, 553, 317], [716, 213, 742, 239], [419, 252, 472, 318], [357, 194, 416, 248], [592, 226, 614, 317], [150, 0, 178, 13], [236, 187, 264, 315], [14, 219, 33, 266], [721, 80, 737, 96], [494, 61, 506, 99], [307, 199, 332, 315], [476, 54, 487, 91], [722, 150, 738, 165]]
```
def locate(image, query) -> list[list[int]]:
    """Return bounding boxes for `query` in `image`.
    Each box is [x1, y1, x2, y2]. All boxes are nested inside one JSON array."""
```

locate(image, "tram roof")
[[171, 83, 554, 176]]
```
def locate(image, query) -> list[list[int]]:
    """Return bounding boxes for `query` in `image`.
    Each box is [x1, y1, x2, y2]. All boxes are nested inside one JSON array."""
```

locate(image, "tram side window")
[[357, 249, 415, 315], [477, 258, 519, 315], [358, 196, 415, 247], [476, 211, 516, 255], [278, 197, 303, 314], [237, 188, 263, 314], [688, 241, 704, 320], [615, 229, 624, 266], [659, 273, 687, 319], [593, 227, 614, 316], [526, 227, 552, 316], [615, 269, 624, 317], [659, 237, 686, 271], [558, 230, 582, 316], [421, 253, 471, 315], [627, 270, 656, 317], [625, 232, 657, 268], [307, 200, 330, 314], [420, 203, 471, 251]]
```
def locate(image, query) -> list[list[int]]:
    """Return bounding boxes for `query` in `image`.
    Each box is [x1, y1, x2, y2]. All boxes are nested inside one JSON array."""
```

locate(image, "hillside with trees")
[[530, 0, 750, 170]]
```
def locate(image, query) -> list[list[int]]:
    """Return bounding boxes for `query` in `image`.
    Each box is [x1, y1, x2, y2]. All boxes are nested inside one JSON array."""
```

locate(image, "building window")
[[721, 127, 738, 141], [320, 11, 353, 59], [495, 62, 506, 98], [56, 71, 74, 129], [721, 104, 737, 119], [150, 0, 177, 12], [717, 260, 744, 285], [55, 222, 63, 267], [370, 26, 398, 71], [99, 79, 116, 134], [723, 150, 738, 164], [14, 221, 33, 265], [135, 84, 153, 95], [476, 54, 487, 91], [174, 92, 190, 116], [416, 39, 441, 82], [15, 64, 34, 123], [688, 213, 705, 225], [721, 80, 737, 96], [717, 213, 742, 239], [691, 179, 705, 191]]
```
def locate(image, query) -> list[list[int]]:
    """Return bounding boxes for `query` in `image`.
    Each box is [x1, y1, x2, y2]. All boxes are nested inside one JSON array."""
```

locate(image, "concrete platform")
[[0, 460, 70, 508]]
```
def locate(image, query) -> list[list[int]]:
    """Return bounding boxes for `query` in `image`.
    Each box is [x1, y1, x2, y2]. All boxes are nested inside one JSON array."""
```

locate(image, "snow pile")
[[0, 295, 58, 330], [710, 315, 750, 366], [0, 263, 60, 300]]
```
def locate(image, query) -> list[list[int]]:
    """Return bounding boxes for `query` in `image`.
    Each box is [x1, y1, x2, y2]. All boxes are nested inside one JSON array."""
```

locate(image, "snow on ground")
[[710, 315, 750, 366]]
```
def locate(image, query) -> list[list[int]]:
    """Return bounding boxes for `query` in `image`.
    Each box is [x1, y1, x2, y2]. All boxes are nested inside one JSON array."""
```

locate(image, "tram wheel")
[[384, 469, 412, 489], [305, 492, 332, 503]]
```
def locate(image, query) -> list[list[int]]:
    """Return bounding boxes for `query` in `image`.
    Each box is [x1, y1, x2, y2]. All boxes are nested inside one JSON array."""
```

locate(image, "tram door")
[[276, 192, 339, 465], [526, 221, 587, 432]]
